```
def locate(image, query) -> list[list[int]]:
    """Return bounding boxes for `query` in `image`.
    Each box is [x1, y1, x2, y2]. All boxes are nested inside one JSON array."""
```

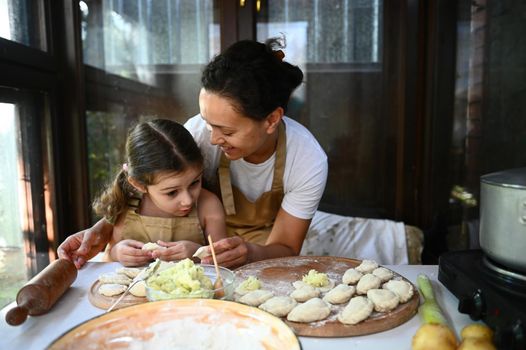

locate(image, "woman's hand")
[[57, 219, 113, 269], [152, 240, 201, 261], [200, 236, 249, 268], [111, 239, 153, 267]]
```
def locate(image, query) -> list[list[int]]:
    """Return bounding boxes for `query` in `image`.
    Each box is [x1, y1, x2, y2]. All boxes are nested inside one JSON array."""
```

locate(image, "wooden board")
[[88, 280, 147, 310], [234, 256, 419, 337]]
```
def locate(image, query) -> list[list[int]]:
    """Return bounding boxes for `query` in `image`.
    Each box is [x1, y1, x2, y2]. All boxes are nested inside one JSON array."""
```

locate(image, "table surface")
[[0, 261, 478, 350]]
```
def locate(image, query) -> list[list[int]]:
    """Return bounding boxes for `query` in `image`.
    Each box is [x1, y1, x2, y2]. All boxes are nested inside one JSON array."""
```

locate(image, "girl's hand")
[[112, 239, 153, 267], [153, 240, 201, 261], [200, 236, 248, 268]]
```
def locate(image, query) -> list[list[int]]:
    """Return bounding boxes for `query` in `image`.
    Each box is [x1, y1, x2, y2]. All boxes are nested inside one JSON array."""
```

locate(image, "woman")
[[58, 38, 328, 269]]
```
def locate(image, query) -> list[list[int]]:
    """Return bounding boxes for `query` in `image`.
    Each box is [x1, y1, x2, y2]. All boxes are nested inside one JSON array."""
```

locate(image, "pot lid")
[[481, 167, 526, 189]]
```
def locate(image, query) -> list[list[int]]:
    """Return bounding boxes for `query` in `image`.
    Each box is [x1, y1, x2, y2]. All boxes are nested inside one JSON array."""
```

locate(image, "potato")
[[457, 337, 496, 350], [411, 324, 457, 350], [460, 323, 494, 341]]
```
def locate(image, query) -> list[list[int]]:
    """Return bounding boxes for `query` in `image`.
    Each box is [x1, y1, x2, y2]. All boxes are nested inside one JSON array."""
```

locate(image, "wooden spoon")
[[207, 235, 225, 299]]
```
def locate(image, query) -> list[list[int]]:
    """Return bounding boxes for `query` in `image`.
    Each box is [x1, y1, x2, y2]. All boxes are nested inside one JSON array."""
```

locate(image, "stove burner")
[[481, 256, 526, 297], [483, 256, 526, 282], [439, 250, 526, 350]]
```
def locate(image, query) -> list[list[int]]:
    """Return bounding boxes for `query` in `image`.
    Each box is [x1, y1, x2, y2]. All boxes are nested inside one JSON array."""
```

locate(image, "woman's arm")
[[57, 218, 114, 268], [200, 208, 311, 268], [197, 188, 227, 242]]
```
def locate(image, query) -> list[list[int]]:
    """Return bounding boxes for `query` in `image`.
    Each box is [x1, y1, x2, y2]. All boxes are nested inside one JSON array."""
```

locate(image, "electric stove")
[[438, 249, 526, 350]]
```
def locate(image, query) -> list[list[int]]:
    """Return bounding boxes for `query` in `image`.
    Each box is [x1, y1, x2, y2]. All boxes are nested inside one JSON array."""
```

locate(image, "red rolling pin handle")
[[5, 259, 77, 326]]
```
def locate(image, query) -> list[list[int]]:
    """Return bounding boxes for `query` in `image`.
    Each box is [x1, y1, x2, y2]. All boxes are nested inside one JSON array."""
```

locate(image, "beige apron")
[[119, 200, 205, 245], [218, 122, 286, 245]]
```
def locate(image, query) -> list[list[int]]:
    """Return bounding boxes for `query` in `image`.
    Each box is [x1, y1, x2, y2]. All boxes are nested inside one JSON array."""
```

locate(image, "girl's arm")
[[108, 214, 153, 266], [197, 188, 227, 242]]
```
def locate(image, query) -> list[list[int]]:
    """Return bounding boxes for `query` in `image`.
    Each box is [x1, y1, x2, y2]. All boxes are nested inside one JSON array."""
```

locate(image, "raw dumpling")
[[322, 284, 355, 305], [287, 298, 331, 323], [356, 273, 382, 294], [98, 283, 127, 297], [192, 246, 210, 260], [142, 242, 165, 251], [367, 289, 400, 312], [258, 296, 297, 317], [342, 268, 363, 285], [337, 296, 374, 325], [98, 272, 132, 285], [372, 267, 394, 282], [235, 276, 261, 296], [237, 289, 274, 306], [290, 284, 320, 302], [322, 283, 355, 305], [117, 267, 142, 279], [383, 279, 414, 303], [129, 280, 146, 297], [355, 260, 379, 274], [293, 279, 335, 293]]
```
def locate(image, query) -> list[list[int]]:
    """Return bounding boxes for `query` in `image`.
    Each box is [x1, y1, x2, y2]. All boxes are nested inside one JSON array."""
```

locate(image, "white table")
[[0, 263, 476, 349]]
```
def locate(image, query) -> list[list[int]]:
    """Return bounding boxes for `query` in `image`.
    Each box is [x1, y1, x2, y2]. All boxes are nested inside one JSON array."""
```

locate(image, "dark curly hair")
[[201, 37, 304, 120], [93, 119, 203, 220]]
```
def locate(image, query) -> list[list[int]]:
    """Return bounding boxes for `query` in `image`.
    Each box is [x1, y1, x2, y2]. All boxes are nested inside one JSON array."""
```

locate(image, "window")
[[0, 90, 52, 308], [0, 0, 47, 50], [80, 0, 221, 216]]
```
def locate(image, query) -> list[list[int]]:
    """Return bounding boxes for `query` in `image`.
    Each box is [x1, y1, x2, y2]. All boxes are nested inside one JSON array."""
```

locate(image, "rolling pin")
[[5, 258, 77, 326]]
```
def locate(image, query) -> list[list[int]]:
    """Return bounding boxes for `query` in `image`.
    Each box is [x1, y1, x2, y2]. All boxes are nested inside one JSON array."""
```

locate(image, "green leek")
[[416, 274, 448, 325]]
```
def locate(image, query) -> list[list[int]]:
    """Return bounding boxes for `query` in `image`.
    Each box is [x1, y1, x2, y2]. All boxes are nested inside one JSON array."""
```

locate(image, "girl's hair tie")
[[122, 163, 129, 172]]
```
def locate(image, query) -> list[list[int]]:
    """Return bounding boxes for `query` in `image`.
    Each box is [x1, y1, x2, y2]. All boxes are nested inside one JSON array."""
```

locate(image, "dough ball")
[[342, 268, 363, 285], [367, 289, 400, 312], [372, 267, 394, 282], [235, 276, 261, 296], [356, 273, 381, 294], [98, 283, 127, 297], [337, 296, 374, 325], [290, 284, 320, 302], [293, 279, 335, 292], [98, 272, 132, 285], [292, 280, 309, 289], [129, 280, 146, 297], [383, 279, 414, 303], [287, 298, 331, 323], [355, 260, 379, 274], [323, 284, 355, 305], [258, 296, 297, 317], [237, 289, 274, 307]]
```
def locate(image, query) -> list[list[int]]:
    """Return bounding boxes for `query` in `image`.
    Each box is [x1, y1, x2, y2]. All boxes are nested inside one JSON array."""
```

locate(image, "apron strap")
[[218, 120, 287, 216], [218, 155, 237, 216]]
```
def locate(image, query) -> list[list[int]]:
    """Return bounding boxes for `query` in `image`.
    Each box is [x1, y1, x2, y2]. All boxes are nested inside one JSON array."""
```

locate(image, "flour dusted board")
[[88, 281, 147, 310], [234, 256, 419, 337]]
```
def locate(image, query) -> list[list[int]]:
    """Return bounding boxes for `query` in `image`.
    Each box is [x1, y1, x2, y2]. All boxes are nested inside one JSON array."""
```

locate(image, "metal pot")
[[480, 167, 526, 272]]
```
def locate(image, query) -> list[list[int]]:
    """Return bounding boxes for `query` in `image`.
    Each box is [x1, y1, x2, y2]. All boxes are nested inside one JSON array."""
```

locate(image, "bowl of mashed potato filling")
[[145, 259, 235, 301]]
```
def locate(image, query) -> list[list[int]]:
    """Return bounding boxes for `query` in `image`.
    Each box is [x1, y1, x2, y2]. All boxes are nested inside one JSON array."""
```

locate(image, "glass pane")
[[447, 1, 526, 249], [257, 0, 387, 217], [80, 0, 220, 84], [86, 111, 157, 221], [257, 0, 382, 64], [0, 0, 47, 50], [0, 102, 29, 308]]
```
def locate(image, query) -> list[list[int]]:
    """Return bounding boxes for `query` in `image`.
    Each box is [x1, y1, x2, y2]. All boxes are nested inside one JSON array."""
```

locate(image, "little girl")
[[93, 119, 226, 267]]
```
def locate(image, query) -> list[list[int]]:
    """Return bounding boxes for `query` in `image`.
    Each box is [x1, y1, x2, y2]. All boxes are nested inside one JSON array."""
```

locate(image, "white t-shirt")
[[184, 115, 328, 220]]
